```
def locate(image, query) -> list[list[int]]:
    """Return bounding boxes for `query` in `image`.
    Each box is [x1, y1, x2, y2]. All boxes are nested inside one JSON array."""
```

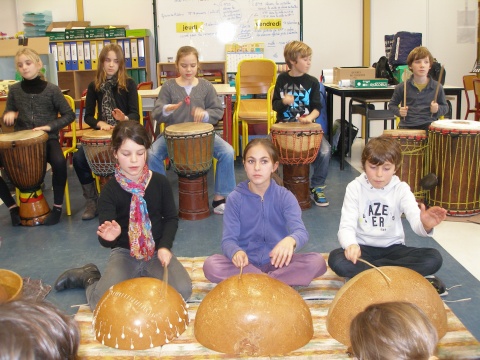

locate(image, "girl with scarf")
[[73, 44, 139, 221], [54, 121, 192, 310]]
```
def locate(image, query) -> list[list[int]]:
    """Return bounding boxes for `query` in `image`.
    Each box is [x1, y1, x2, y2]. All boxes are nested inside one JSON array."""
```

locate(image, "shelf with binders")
[[49, 36, 151, 102], [157, 61, 227, 85]]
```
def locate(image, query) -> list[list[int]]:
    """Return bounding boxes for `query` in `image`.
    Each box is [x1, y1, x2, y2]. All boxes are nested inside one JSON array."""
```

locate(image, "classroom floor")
[[0, 142, 479, 343]]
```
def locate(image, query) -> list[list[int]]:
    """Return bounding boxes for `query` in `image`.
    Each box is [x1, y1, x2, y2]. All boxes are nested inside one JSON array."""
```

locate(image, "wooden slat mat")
[[74, 256, 480, 359]]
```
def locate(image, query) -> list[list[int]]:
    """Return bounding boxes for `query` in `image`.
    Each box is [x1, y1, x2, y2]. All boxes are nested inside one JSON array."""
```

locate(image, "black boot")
[[44, 206, 62, 226], [54, 263, 101, 291], [9, 206, 21, 226]]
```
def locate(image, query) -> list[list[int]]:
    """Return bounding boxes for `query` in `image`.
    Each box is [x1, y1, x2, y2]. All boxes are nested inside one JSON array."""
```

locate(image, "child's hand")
[[191, 107, 207, 123], [282, 94, 294, 105], [2, 111, 17, 126], [299, 115, 313, 124], [166, 101, 182, 112], [96, 121, 114, 131], [430, 101, 439, 114], [232, 250, 249, 268], [399, 106, 408, 117], [420, 203, 447, 233], [33, 125, 51, 132], [269, 236, 296, 268], [97, 220, 121, 241], [157, 247, 172, 267], [345, 244, 361, 264], [112, 108, 126, 121]]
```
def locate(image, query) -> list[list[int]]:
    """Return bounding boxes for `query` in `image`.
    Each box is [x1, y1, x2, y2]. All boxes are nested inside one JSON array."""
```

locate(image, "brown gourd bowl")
[[0, 269, 23, 303]]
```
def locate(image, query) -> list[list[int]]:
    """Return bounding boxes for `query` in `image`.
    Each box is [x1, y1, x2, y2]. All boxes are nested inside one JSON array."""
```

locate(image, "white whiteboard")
[[157, 0, 301, 62]]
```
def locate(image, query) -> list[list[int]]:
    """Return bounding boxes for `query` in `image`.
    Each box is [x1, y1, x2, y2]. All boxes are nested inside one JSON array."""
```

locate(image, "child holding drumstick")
[[54, 121, 192, 310], [73, 44, 139, 220], [388, 46, 449, 132], [2, 48, 75, 225], [148, 46, 235, 215], [203, 138, 327, 286]]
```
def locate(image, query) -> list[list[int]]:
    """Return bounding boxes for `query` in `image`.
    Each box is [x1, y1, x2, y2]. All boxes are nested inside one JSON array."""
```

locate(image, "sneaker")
[[213, 202, 225, 215], [310, 186, 329, 207], [425, 275, 448, 296]]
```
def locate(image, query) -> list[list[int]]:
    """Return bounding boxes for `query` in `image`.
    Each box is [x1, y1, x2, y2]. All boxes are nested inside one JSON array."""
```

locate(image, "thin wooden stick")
[[162, 264, 169, 296], [357, 258, 392, 283], [403, 71, 408, 107], [433, 65, 445, 103], [239, 264, 244, 279]]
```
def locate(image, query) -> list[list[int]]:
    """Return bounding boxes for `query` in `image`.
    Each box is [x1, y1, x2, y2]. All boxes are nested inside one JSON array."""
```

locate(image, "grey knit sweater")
[[4, 81, 75, 140]]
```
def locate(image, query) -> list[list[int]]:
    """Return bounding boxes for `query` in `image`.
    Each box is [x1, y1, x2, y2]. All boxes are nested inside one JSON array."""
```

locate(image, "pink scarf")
[[114, 164, 154, 260]]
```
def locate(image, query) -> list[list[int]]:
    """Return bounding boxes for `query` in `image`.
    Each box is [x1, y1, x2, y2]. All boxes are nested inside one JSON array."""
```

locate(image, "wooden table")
[[324, 84, 464, 170], [138, 84, 236, 145]]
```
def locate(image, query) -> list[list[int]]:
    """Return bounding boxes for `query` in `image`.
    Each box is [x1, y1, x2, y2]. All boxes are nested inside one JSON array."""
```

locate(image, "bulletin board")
[[157, 0, 301, 62]]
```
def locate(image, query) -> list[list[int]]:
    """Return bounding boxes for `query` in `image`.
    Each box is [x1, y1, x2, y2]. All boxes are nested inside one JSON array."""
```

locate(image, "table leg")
[[340, 95, 346, 170], [223, 95, 233, 145]]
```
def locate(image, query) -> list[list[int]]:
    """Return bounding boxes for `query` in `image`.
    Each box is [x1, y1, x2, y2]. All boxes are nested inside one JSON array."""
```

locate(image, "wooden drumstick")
[[357, 258, 392, 283], [162, 264, 169, 296], [239, 264, 244, 279], [403, 70, 408, 107], [431, 65, 444, 117]]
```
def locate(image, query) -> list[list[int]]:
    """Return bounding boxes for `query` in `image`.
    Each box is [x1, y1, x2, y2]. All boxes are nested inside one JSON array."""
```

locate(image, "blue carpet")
[[1, 156, 479, 341]]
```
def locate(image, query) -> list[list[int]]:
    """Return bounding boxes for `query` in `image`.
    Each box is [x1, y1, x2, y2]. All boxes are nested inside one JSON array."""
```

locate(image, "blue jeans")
[[86, 247, 192, 311], [148, 133, 236, 197], [310, 137, 331, 188]]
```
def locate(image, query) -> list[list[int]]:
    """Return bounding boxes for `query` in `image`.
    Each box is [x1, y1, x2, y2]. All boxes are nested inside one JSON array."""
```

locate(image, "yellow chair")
[[62, 95, 77, 216], [233, 58, 277, 156]]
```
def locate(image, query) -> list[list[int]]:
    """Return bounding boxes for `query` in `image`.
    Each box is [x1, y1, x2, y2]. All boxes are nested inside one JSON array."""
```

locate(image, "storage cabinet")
[[49, 36, 151, 103], [157, 61, 227, 85]]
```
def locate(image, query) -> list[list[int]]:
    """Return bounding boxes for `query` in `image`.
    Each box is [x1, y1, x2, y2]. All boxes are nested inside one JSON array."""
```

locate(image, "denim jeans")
[[148, 133, 236, 197], [86, 247, 192, 311], [310, 137, 331, 188]]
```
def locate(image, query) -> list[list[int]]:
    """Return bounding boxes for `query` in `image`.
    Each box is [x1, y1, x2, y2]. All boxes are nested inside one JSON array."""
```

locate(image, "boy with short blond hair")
[[388, 46, 449, 131], [272, 40, 331, 206]]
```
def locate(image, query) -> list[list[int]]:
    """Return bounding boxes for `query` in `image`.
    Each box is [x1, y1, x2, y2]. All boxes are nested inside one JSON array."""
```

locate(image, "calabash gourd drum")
[[164, 123, 215, 220], [428, 120, 480, 216], [0, 269, 23, 303], [195, 273, 313, 356], [0, 130, 50, 226], [93, 277, 189, 350], [326, 266, 447, 347], [383, 129, 428, 203], [270, 122, 323, 210], [81, 129, 115, 188]]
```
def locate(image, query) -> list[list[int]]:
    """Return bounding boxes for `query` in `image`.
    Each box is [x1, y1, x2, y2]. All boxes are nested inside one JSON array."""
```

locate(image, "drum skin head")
[[326, 266, 447, 347], [194, 273, 313, 356], [0, 129, 47, 148], [81, 129, 113, 141], [164, 122, 214, 135], [93, 277, 189, 350]]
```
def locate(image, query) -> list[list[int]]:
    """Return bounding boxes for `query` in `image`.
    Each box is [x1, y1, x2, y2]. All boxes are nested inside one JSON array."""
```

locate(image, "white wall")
[[0, 0, 18, 37]]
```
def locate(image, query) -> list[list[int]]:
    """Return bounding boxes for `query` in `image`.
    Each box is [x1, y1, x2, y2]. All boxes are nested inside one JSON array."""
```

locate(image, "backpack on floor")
[[429, 59, 446, 85], [331, 119, 359, 156]]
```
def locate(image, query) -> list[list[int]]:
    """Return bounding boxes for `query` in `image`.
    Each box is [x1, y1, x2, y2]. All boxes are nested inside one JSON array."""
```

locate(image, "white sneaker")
[[213, 203, 225, 215]]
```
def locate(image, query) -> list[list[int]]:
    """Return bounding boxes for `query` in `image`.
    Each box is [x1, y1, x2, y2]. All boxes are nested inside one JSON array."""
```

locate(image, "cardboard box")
[[84, 26, 106, 39], [46, 21, 90, 41], [333, 67, 376, 84], [354, 79, 388, 88], [104, 26, 128, 38], [0, 37, 50, 56]]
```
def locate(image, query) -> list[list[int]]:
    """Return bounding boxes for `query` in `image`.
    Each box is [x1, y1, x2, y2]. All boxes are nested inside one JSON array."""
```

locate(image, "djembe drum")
[[270, 122, 323, 210], [93, 277, 189, 350], [81, 129, 115, 189], [383, 129, 428, 203], [164, 123, 215, 220], [428, 120, 480, 216], [195, 273, 313, 356], [0, 130, 50, 226], [326, 266, 447, 348]]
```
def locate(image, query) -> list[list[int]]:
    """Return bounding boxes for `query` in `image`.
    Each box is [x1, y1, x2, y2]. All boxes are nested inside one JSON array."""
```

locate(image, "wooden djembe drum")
[[0, 130, 50, 226], [271, 122, 323, 210], [164, 123, 215, 220], [81, 129, 115, 189], [93, 277, 189, 350], [194, 273, 313, 356], [326, 266, 447, 347], [383, 129, 428, 203], [427, 119, 480, 216]]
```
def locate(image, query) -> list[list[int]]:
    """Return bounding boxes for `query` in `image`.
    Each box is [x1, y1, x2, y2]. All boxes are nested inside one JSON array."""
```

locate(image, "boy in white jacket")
[[328, 136, 447, 290]]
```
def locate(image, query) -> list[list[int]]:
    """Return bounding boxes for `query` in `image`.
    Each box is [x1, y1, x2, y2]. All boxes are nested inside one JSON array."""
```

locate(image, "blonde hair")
[[283, 41, 312, 70], [350, 302, 438, 360], [15, 48, 45, 80], [95, 44, 128, 91], [407, 46, 434, 69]]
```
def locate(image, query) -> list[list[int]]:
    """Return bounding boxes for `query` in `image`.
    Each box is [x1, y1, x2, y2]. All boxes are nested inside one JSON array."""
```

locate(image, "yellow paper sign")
[[254, 19, 282, 30], [176, 22, 204, 33]]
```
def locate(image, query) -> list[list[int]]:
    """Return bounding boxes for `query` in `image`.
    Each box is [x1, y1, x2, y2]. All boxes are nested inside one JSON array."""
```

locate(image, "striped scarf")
[[114, 164, 154, 260]]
